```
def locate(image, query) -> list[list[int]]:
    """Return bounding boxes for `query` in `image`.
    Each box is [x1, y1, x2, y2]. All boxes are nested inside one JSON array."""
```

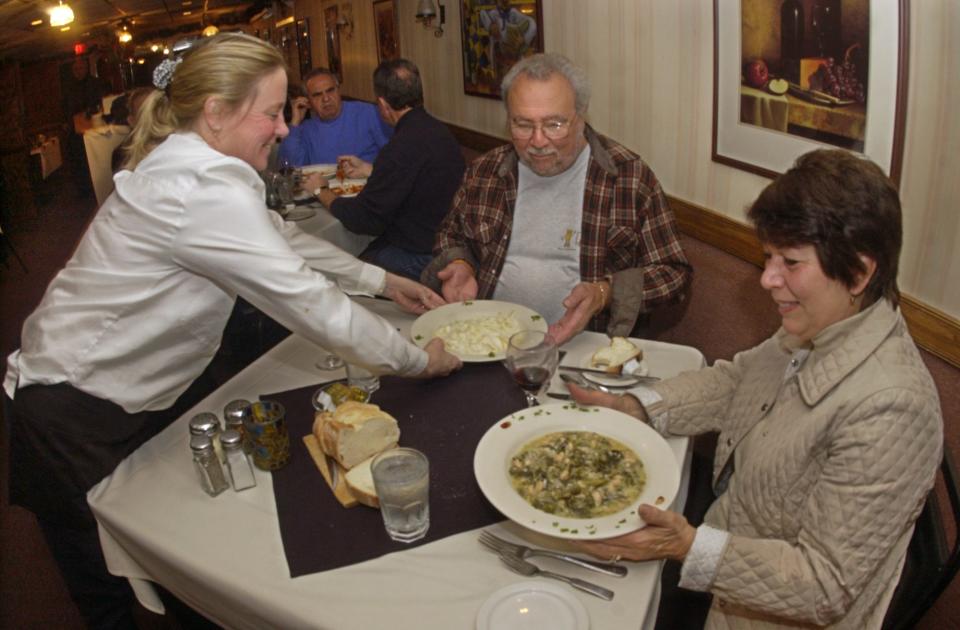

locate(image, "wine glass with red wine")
[[505, 330, 560, 407]]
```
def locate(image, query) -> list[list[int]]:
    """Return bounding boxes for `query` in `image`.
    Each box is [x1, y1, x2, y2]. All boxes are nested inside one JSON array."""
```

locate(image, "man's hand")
[[336, 155, 373, 179], [290, 96, 309, 126], [576, 505, 696, 562], [301, 171, 329, 194], [547, 281, 607, 345], [417, 338, 463, 378], [436, 260, 478, 303], [382, 272, 447, 314]]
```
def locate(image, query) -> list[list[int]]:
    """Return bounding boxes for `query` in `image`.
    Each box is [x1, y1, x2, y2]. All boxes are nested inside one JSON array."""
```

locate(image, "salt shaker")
[[189, 412, 224, 464], [220, 430, 256, 491], [190, 435, 229, 497], [223, 399, 252, 455]]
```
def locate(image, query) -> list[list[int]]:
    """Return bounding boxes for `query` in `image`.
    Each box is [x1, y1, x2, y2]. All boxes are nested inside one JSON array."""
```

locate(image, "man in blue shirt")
[[278, 68, 392, 166]]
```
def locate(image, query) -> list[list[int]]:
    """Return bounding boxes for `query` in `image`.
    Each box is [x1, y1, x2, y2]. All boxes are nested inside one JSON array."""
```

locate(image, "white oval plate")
[[300, 163, 337, 178], [561, 338, 649, 387], [476, 581, 588, 630], [474, 403, 679, 540], [330, 178, 366, 198], [410, 300, 548, 362], [281, 206, 316, 222]]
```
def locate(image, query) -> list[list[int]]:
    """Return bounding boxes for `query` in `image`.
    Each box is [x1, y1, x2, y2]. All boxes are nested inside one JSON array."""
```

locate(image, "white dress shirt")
[[5, 132, 427, 413]]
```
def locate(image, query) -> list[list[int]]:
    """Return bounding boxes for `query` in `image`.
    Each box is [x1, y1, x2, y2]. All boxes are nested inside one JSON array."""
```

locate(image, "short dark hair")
[[747, 149, 902, 307], [373, 59, 423, 110], [302, 68, 339, 90]]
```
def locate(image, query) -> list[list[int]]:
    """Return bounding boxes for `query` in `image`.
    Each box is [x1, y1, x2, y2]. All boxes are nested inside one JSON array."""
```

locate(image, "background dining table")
[[87, 297, 705, 629]]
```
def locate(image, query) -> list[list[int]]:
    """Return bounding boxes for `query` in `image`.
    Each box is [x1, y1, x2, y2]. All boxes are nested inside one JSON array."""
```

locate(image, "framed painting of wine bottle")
[[712, 0, 908, 184]]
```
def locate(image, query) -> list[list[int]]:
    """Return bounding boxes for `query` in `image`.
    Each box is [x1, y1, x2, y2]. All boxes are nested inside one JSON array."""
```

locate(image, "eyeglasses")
[[509, 117, 576, 140]]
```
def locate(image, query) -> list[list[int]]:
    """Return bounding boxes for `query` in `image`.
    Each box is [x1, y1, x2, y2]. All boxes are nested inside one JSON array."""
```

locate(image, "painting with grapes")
[[712, 0, 908, 183]]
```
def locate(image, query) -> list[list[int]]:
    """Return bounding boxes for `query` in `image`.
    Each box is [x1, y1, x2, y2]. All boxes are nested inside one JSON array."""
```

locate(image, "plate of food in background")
[[330, 179, 366, 197], [474, 403, 680, 540], [410, 300, 547, 362]]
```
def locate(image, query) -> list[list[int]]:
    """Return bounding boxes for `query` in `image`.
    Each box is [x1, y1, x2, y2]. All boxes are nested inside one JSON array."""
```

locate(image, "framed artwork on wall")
[[712, 0, 908, 183], [373, 0, 400, 62], [324, 5, 343, 82], [296, 19, 313, 79], [460, 0, 543, 99]]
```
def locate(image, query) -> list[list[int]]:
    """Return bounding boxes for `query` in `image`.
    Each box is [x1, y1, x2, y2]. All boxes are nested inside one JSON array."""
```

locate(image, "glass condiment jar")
[[190, 435, 229, 497], [223, 399, 253, 455], [189, 412, 224, 464], [220, 430, 257, 491]]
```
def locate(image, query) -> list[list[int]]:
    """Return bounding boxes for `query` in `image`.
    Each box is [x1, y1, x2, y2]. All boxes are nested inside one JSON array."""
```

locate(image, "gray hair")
[[501, 53, 591, 115]]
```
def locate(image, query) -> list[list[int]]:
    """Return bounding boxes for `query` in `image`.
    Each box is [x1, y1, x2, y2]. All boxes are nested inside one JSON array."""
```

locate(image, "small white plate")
[[410, 300, 547, 362], [330, 178, 366, 198], [301, 163, 337, 178], [474, 403, 680, 540], [476, 581, 589, 630], [561, 338, 649, 387], [281, 206, 316, 222]]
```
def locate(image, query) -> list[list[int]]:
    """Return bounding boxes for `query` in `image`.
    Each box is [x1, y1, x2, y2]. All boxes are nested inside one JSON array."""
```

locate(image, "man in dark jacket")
[[306, 59, 466, 280]]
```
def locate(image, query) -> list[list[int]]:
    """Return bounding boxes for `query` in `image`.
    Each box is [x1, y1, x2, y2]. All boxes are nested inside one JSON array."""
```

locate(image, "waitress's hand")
[[382, 272, 447, 314], [576, 505, 696, 562], [566, 382, 649, 423], [417, 338, 462, 378]]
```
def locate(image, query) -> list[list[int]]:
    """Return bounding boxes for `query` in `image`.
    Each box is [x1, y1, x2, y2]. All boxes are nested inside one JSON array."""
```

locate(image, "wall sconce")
[[336, 4, 353, 39], [49, 1, 75, 27], [415, 0, 445, 37]]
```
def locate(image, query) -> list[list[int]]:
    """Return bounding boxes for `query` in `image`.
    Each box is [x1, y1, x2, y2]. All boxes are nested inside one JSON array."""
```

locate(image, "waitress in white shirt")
[[3, 33, 460, 629]]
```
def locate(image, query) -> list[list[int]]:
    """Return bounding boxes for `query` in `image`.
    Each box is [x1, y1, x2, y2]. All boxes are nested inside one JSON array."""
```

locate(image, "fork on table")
[[495, 552, 615, 600], [478, 530, 627, 577]]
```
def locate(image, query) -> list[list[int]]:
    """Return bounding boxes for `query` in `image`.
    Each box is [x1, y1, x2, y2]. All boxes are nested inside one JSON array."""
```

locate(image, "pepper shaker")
[[220, 430, 256, 491], [190, 435, 229, 497], [223, 399, 252, 455], [189, 412, 224, 464]]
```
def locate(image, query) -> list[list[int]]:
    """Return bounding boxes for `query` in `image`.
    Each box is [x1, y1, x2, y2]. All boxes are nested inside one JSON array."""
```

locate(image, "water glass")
[[346, 362, 380, 396], [371, 448, 430, 543]]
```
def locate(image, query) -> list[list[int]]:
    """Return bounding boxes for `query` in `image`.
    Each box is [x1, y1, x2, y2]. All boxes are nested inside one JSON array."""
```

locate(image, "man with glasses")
[[278, 68, 393, 166], [422, 53, 690, 344]]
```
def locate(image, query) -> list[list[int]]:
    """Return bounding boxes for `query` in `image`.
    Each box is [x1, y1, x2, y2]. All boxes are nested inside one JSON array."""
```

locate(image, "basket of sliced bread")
[[303, 400, 400, 508]]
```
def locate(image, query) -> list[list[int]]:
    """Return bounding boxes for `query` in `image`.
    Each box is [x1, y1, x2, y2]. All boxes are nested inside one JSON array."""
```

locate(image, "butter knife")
[[558, 365, 660, 382]]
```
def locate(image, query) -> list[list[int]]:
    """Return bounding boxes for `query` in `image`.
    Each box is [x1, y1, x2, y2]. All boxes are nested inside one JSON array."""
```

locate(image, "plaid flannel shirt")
[[422, 127, 690, 335]]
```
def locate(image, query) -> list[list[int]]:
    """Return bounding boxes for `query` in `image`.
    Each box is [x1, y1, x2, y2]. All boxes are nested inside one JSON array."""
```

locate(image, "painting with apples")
[[712, 0, 909, 184]]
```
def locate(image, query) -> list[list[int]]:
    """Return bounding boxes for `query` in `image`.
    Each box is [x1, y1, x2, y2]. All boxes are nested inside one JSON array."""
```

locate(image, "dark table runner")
[[263, 362, 527, 578]]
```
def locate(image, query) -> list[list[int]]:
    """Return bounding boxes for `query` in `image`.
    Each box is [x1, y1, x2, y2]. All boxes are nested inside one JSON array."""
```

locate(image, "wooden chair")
[[883, 448, 960, 629]]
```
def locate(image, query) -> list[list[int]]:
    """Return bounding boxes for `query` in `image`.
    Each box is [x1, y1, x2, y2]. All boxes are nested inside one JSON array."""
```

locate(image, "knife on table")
[[558, 365, 660, 382]]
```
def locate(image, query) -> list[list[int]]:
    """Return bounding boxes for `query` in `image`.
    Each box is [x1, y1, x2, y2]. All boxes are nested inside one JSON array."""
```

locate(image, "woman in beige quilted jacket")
[[569, 149, 943, 629]]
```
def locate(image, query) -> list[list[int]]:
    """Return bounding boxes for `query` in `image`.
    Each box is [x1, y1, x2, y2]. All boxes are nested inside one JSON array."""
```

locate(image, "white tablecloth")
[[30, 136, 62, 179], [88, 297, 705, 629], [292, 202, 375, 256], [83, 124, 130, 206]]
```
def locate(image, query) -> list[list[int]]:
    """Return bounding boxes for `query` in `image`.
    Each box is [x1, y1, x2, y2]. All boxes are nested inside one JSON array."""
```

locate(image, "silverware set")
[[478, 530, 623, 600]]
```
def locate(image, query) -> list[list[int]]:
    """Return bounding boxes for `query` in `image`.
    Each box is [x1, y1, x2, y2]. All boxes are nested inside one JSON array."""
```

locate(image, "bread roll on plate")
[[313, 400, 399, 469], [590, 337, 643, 374]]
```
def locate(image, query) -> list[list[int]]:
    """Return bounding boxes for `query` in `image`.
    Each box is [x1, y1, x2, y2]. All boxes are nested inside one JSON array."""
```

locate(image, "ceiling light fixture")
[[202, 24, 219, 37], [31, 18, 44, 26], [49, 1, 75, 28], [118, 25, 132, 44]]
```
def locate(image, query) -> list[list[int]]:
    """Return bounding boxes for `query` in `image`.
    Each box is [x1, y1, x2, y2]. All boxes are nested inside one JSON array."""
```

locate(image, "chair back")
[[882, 448, 960, 629]]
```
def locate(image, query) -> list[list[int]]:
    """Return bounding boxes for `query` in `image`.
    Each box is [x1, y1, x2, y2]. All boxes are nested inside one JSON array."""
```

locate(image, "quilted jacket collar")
[[778, 300, 900, 406]]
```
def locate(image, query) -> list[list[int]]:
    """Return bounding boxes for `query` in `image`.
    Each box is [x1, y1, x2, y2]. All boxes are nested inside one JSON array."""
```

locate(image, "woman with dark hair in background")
[[569, 149, 943, 629]]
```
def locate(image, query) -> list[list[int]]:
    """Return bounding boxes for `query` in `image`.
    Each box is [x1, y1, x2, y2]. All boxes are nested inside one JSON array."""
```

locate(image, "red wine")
[[513, 367, 550, 392]]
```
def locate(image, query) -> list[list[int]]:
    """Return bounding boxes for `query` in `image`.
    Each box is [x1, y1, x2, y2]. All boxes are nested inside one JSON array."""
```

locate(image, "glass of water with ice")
[[371, 448, 429, 543]]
